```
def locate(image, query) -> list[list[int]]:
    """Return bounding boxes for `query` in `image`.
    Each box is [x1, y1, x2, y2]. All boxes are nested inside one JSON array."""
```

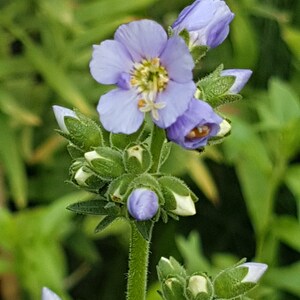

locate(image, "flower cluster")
[[157, 257, 268, 300], [53, 0, 252, 229]]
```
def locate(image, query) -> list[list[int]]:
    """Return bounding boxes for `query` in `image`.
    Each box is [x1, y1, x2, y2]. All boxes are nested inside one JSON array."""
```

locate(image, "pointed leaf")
[[67, 199, 119, 216], [95, 216, 118, 233], [135, 220, 154, 241]]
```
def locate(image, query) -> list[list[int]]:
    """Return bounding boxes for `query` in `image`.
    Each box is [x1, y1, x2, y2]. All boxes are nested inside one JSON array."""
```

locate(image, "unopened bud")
[[158, 176, 197, 216], [85, 147, 125, 180]]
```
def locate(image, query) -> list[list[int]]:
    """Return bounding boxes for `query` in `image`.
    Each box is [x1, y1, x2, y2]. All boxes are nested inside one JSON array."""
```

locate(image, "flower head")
[[127, 188, 159, 221], [238, 262, 268, 283], [42, 287, 61, 300], [90, 20, 196, 134], [221, 69, 252, 93], [167, 98, 223, 149], [52, 105, 77, 133], [172, 0, 234, 48]]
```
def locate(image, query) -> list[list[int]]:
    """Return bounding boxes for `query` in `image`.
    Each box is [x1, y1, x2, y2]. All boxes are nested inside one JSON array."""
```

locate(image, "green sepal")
[[202, 76, 235, 100], [106, 173, 137, 203], [159, 142, 172, 169], [213, 265, 256, 299], [191, 45, 209, 64], [62, 111, 103, 151], [179, 29, 190, 46], [123, 143, 152, 174], [167, 26, 174, 37], [158, 176, 198, 211], [206, 94, 242, 108], [109, 123, 145, 150], [67, 199, 120, 216], [161, 276, 187, 300], [95, 215, 118, 233], [85, 147, 125, 180], [197, 64, 224, 88], [157, 257, 187, 282], [134, 220, 154, 241], [67, 143, 84, 159]]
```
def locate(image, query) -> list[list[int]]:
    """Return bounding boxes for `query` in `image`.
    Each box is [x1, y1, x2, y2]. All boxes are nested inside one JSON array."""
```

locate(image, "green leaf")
[[272, 216, 300, 252], [135, 220, 154, 241], [95, 216, 118, 233], [67, 199, 119, 216], [268, 78, 300, 125], [0, 114, 27, 208], [176, 231, 211, 274], [281, 25, 300, 61], [230, 11, 259, 68], [264, 261, 300, 296]]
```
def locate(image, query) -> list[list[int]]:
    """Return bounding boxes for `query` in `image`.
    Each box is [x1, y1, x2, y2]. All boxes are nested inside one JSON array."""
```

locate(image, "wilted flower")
[[221, 69, 252, 93], [90, 20, 196, 134], [127, 188, 159, 221], [238, 262, 268, 283], [42, 287, 61, 300], [52, 105, 77, 134], [167, 98, 223, 149], [172, 0, 234, 48]]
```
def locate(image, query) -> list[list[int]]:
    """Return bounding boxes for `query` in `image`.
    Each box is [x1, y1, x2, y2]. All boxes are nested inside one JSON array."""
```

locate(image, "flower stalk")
[[126, 221, 153, 300]]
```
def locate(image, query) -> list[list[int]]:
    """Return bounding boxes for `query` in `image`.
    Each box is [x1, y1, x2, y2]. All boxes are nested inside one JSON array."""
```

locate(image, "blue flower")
[[167, 98, 223, 149], [221, 69, 252, 93], [90, 20, 196, 134], [127, 188, 159, 221], [172, 0, 234, 48]]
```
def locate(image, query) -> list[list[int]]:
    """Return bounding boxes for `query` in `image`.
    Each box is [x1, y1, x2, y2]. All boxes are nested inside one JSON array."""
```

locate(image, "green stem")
[[126, 222, 153, 300], [149, 124, 166, 173]]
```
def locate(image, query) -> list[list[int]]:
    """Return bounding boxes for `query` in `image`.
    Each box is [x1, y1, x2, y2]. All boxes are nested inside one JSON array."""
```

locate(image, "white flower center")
[[130, 58, 168, 119]]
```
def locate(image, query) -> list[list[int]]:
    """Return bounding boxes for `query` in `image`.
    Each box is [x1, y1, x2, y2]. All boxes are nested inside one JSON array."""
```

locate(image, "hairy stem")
[[126, 222, 153, 300]]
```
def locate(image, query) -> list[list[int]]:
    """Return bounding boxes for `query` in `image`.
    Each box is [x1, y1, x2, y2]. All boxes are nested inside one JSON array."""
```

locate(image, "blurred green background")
[[0, 0, 300, 299]]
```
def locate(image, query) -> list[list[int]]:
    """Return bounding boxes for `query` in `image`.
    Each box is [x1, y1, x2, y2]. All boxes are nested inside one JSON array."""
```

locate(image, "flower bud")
[[167, 98, 222, 150], [127, 188, 159, 221], [53, 105, 103, 151], [162, 277, 186, 300], [188, 274, 213, 300], [158, 176, 197, 216], [220, 69, 252, 94], [42, 287, 61, 300], [123, 143, 152, 174], [214, 261, 268, 299], [238, 262, 268, 283], [85, 147, 125, 180], [172, 0, 234, 48], [53, 105, 77, 134], [74, 166, 93, 186], [107, 174, 136, 203], [157, 257, 187, 281]]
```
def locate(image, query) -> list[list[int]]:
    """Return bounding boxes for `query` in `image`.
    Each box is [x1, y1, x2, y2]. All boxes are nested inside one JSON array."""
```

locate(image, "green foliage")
[[1, 0, 300, 299]]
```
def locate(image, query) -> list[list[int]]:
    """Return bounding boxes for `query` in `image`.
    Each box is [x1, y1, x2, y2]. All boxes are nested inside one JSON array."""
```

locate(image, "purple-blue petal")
[[114, 20, 167, 62], [160, 36, 194, 83], [172, 0, 234, 48], [167, 98, 223, 149], [127, 188, 159, 221], [172, 0, 215, 31], [154, 80, 196, 128], [97, 88, 144, 134], [221, 69, 253, 93], [90, 40, 133, 85]]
